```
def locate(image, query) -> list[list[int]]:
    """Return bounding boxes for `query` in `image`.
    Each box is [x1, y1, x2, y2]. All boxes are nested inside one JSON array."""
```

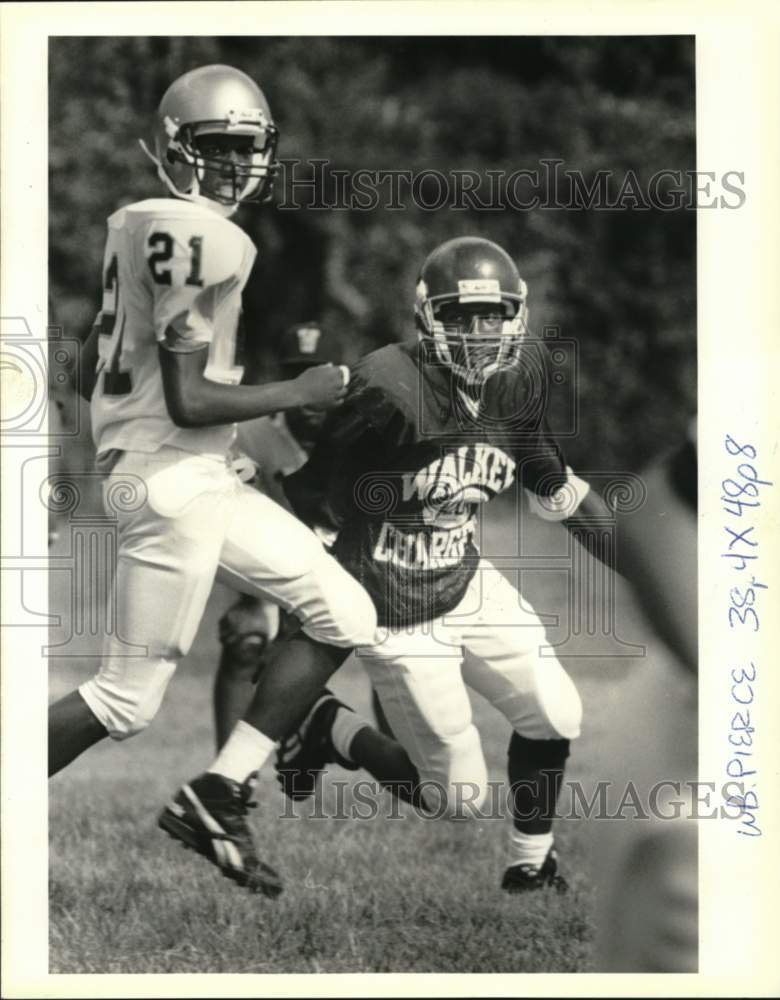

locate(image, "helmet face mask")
[[415, 237, 530, 386], [142, 65, 280, 214], [431, 300, 527, 384], [184, 129, 278, 206]]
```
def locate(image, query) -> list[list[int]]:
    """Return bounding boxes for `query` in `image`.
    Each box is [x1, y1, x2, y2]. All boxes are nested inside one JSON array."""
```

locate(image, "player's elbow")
[[158, 339, 213, 427], [163, 379, 213, 427], [167, 396, 208, 428]]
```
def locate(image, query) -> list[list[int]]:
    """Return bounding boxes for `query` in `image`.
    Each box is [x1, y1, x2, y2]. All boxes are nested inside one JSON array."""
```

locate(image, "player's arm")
[[147, 216, 347, 426], [520, 423, 623, 572], [159, 345, 346, 427], [532, 469, 628, 576]]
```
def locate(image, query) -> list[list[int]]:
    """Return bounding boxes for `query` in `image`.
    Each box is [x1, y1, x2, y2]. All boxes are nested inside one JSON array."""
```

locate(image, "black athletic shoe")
[[501, 847, 569, 894], [276, 689, 358, 801], [158, 772, 282, 898]]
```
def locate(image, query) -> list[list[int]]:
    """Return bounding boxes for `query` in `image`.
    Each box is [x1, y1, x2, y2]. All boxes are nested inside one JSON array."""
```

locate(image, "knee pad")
[[79, 658, 177, 740], [219, 637, 267, 677], [418, 725, 489, 820], [218, 598, 278, 652]]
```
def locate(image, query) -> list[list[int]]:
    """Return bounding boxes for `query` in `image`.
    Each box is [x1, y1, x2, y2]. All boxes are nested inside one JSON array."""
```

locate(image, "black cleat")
[[502, 847, 569, 895], [158, 772, 282, 898], [276, 689, 358, 801]]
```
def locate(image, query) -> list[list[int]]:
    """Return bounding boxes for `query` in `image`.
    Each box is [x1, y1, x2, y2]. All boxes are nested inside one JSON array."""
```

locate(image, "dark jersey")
[[285, 342, 570, 627]]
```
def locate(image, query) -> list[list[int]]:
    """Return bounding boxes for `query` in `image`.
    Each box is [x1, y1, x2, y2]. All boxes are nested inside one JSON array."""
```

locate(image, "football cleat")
[[501, 847, 569, 895], [158, 771, 282, 897], [276, 689, 358, 801]]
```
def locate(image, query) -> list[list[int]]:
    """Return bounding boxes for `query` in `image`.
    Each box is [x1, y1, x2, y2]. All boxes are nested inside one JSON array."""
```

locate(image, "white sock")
[[508, 829, 554, 869], [330, 707, 370, 763], [208, 721, 277, 785]]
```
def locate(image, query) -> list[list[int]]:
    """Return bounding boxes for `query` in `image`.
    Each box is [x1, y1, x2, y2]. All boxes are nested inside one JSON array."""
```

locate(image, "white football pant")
[[80, 447, 377, 738], [357, 560, 582, 818]]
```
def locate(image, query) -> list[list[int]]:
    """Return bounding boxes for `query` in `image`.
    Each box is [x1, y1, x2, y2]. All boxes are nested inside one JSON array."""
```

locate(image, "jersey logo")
[[373, 518, 477, 571], [402, 445, 517, 510], [296, 326, 321, 354]]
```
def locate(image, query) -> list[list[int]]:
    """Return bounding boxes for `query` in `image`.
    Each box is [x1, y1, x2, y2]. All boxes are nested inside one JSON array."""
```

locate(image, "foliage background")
[[49, 35, 696, 471]]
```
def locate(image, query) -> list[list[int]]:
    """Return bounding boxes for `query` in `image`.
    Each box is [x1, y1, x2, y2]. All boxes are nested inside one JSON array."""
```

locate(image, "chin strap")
[[137, 139, 237, 219]]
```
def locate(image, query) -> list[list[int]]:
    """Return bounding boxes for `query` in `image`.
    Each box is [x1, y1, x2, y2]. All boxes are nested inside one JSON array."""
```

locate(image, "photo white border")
[[2, 1, 779, 996]]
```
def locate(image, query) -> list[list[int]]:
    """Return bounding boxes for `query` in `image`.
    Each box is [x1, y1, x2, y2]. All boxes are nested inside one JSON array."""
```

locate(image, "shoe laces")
[[215, 780, 257, 826]]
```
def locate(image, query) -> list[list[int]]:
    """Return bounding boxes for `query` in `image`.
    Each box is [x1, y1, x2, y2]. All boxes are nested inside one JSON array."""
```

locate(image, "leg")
[[213, 647, 259, 751], [50, 449, 226, 774], [244, 632, 350, 740], [213, 596, 278, 748], [161, 485, 377, 895], [360, 632, 488, 817], [348, 724, 420, 802], [276, 679, 424, 805], [458, 561, 582, 889], [279, 626, 489, 818], [507, 733, 570, 836], [370, 685, 396, 739], [217, 483, 377, 649], [202, 485, 377, 771], [48, 690, 108, 776]]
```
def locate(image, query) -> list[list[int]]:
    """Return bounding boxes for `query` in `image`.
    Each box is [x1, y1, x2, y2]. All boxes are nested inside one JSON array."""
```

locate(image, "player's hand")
[[293, 363, 349, 411]]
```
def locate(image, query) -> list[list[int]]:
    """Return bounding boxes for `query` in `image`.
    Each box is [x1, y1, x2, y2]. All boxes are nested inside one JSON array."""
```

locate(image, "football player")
[[213, 321, 343, 748], [48, 66, 378, 898], [161, 237, 617, 895]]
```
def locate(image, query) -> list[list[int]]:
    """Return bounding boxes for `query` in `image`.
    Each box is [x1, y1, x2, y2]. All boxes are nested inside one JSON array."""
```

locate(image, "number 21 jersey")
[[90, 198, 257, 460]]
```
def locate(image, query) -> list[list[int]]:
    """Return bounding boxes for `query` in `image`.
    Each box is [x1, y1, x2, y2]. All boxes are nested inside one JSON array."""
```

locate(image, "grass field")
[[48, 502, 663, 974]]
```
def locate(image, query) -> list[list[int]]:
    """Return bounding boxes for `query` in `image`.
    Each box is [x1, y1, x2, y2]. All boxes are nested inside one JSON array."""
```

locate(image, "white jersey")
[[90, 198, 257, 460]]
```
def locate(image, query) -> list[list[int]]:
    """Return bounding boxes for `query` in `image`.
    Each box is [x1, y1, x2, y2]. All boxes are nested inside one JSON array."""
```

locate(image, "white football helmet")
[[140, 64, 279, 216]]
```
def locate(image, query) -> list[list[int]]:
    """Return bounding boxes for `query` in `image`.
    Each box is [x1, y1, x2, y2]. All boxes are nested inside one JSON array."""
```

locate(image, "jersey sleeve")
[[480, 364, 589, 520], [139, 215, 252, 351], [283, 402, 387, 535], [345, 348, 420, 449]]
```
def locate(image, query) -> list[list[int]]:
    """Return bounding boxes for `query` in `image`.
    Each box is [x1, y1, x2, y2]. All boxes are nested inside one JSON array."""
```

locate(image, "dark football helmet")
[[415, 237, 529, 383], [140, 64, 280, 214]]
